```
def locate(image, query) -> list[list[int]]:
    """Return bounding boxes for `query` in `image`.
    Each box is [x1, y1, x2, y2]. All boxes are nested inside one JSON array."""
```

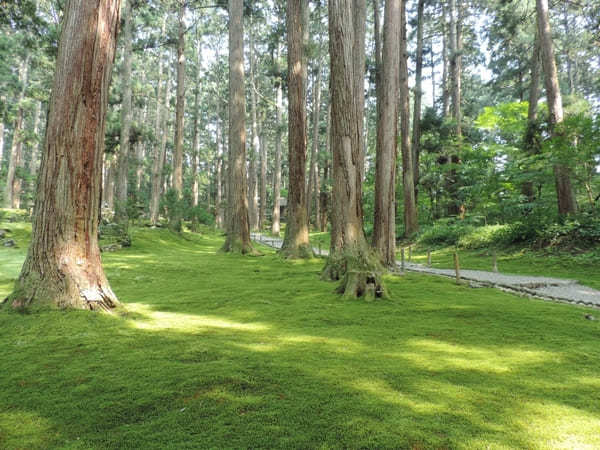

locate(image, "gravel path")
[[250, 233, 600, 309]]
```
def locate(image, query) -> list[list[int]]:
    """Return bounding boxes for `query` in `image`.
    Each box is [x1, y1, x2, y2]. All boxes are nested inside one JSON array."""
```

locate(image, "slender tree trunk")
[[191, 36, 202, 209], [216, 101, 225, 228], [150, 52, 171, 225], [4, 56, 29, 209], [114, 0, 133, 224], [522, 28, 541, 202], [272, 44, 283, 237], [320, 105, 331, 232], [222, 0, 253, 253], [307, 64, 322, 229], [373, 0, 400, 266], [322, 0, 386, 299], [281, 0, 311, 258], [29, 101, 42, 179], [441, 4, 450, 118], [431, 34, 436, 108], [7, 0, 121, 311], [454, 0, 463, 136], [537, 0, 577, 215], [104, 153, 115, 211], [259, 127, 267, 230], [353, 0, 367, 183], [0, 121, 4, 171], [412, 0, 425, 201], [172, 0, 186, 200], [373, 0, 382, 149], [135, 100, 147, 193], [400, 0, 418, 236], [248, 23, 260, 231]]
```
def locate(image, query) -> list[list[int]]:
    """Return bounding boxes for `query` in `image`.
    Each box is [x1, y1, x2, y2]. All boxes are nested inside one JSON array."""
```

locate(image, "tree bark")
[[259, 127, 267, 230], [281, 0, 311, 258], [29, 101, 43, 179], [307, 64, 322, 229], [248, 22, 260, 231], [536, 0, 577, 215], [114, 0, 133, 224], [191, 35, 202, 209], [400, 0, 418, 236], [322, 0, 386, 300], [271, 47, 283, 237], [441, 4, 450, 118], [172, 0, 186, 199], [522, 27, 541, 203], [6, 0, 121, 311], [373, 0, 400, 266], [216, 101, 225, 228], [353, 0, 367, 183], [4, 56, 29, 209], [150, 51, 171, 225], [412, 0, 425, 201], [222, 0, 253, 253]]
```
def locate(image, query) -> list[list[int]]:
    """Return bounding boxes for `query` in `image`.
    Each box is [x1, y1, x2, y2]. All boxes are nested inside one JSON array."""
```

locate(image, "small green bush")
[[458, 224, 510, 249]]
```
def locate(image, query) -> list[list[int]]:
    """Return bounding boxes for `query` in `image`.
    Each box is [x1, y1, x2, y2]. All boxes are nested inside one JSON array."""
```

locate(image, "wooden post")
[[454, 251, 461, 284], [318, 241, 321, 256], [492, 251, 498, 273], [408, 245, 412, 262], [401, 248, 405, 272], [427, 250, 431, 267]]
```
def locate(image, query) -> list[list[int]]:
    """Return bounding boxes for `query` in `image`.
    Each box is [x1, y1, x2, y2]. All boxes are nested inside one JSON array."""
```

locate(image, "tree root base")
[[279, 243, 314, 259]]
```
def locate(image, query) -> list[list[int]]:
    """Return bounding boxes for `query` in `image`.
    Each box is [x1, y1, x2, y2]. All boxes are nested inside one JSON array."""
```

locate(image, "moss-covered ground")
[[1, 223, 599, 448]]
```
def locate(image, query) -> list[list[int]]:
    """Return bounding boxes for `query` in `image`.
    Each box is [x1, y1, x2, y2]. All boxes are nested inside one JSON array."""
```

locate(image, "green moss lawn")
[[1, 223, 600, 448]]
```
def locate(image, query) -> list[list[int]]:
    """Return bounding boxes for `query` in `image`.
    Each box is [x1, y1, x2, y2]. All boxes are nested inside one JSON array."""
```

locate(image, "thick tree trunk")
[[307, 65, 322, 229], [280, 0, 311, 258], [271, 46, 283, 237], [537, 0, 577, 215], [322, 0, 386, 300], [172, 0, 186, 199], [373, 0, 400, 266], [6, 0, 121, 311], [4, 57, 29, 209], [412, 0, 425, 201], [400, 0, 418, 236], [222, 0, 253, 253], [114, 0, 133, 224]]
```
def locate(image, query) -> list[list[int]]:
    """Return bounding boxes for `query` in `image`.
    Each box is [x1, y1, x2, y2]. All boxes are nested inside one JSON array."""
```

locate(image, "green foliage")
[[164, 188, 183, 232], [1, 225, 600, 448], [190, 205, 215, 227]]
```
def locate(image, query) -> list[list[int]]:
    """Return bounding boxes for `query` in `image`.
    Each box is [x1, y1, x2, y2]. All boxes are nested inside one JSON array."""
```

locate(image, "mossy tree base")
[[220, 237, 260, 255], [6, 265, 119, 312], [279, 243, 313, 259], [322, 249, 388, 300]]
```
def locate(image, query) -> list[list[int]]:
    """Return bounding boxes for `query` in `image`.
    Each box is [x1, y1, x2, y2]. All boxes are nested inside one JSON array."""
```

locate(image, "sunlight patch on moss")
[[396, 339, 556, 373], [351, 378, 444, 413], [126, 303, 270, 333], [512, 401, 600, 449]]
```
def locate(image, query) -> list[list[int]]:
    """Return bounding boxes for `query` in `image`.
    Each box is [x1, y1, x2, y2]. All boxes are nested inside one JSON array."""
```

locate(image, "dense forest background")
[[1, 0, 599, 252]]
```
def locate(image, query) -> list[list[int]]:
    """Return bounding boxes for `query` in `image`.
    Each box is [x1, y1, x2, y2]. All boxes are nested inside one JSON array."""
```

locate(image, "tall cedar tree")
[[536, 0, 577, 215], [373, 0, 400, 266], [323, 0, 386, 299], [222, 0, 254, 253], [6, 0, 121, 310], [281, 0, 311, 258]]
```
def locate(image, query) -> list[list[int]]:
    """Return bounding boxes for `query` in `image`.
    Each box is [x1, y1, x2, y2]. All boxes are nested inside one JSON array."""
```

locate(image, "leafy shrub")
[[537, 213, 600, 249], [417, 219, 475, 247], [458, 224, 510, 249], [191, 206, 214, 226]]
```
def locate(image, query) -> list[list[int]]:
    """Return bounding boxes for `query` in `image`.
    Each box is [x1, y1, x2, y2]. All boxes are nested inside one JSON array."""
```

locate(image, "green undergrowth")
[[1, 224, 599, 448]]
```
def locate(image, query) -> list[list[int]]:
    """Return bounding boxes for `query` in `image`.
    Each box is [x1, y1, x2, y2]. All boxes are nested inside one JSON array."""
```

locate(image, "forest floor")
[[1, 223, 600, 448]]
